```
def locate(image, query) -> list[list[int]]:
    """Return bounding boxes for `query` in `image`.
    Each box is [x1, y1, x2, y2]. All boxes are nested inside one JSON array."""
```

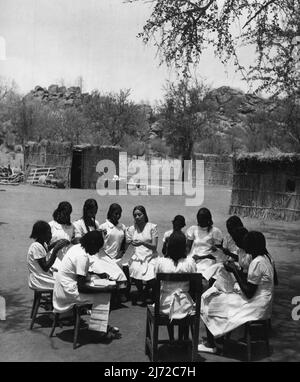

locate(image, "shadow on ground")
[[55, 327, 119, 348], [0, 287, 31, 333]]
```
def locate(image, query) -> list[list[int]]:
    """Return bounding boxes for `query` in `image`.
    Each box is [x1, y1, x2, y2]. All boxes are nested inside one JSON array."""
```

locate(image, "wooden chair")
[[223, 319, 271, 361], [49, 303, 91, 349], [29, 289, 53, 330], [145, 273, 202, 362]]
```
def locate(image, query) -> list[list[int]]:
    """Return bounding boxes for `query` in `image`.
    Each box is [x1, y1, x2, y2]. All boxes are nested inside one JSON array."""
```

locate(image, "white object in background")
[[0, 296, 6, 320]]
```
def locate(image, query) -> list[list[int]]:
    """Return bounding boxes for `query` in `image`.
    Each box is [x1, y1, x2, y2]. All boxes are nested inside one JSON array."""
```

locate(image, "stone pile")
[[27, 84, 90, 107]]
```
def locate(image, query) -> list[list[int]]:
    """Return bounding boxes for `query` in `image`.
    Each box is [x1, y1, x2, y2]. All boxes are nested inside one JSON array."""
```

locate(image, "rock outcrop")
[[25, 84, 90, 108]]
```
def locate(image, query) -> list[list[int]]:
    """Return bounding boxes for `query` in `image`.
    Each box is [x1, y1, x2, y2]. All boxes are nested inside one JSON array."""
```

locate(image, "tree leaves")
[[131, 0, 300, 96]]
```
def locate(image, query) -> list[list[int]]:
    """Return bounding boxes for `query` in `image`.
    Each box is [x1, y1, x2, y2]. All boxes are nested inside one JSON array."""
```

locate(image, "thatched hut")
[[193, 153, 233, 186], [24, 140, 120, 189], [229, 152, 300, 221]]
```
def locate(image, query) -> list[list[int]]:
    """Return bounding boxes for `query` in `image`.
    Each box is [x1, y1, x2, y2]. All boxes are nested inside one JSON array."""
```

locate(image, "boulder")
[[48, 84, 59, 94]]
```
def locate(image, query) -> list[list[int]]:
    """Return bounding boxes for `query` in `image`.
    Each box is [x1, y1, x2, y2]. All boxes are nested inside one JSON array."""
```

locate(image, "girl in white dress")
[[155, 231, 197, 320], [222, 215, 244, 254], [198, 231, 275, 354], [27, 221, 70, 290], [162, 215, 186, 256], [98, 203, 126, 261], [91, 204, 127, 291], [204, 226, 252, 290], [126, 205, 158, 304], [53, 231, 120, 338], [49, 201, 74, 272], [72, 199, 100, 243], [186, 208, 223, 274]]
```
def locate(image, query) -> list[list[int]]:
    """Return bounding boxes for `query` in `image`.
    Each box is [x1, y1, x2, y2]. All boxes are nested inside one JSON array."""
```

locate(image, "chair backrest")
[[154, 273, 202, 319]]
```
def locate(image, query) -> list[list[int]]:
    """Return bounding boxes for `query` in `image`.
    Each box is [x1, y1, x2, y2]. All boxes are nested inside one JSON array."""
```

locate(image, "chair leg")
[[264, 321, 270, 356], [49, 313, 59, 337], [145, 315, 151, 356], [192, 321, 200, 362], [30, 292, 37, 319], [246, 324, 252, 362], [167, 324, 174, 341], [152, 325, 159, 362], [30, 293, 41, 330], [73, 306, 81, 349]]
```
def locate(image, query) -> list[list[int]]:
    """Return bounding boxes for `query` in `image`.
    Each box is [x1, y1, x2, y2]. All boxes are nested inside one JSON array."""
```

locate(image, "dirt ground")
[[0, 184, 299, 362]]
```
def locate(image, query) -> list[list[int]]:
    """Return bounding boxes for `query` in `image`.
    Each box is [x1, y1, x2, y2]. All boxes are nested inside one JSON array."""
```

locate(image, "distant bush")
[[150, 138, 170, 157]]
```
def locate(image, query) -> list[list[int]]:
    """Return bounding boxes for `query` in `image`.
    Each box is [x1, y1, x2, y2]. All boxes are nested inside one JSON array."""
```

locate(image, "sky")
[[0, 0, 255, 103]]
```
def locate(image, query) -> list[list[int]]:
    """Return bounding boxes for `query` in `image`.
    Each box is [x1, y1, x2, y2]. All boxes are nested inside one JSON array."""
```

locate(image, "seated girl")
[[72, 199, 100, 243], [162, 215, 186, 256], [53, 231, 120, 338], [203, 226, 251, 289], [49, 201, 75, 272], [27, 221, 70, 290], [91, 203, 127, 285], [222, 215, 244, 254], [155, 231, 197, 320], [198, 231, 275, 354], [186, 208, 223, 274]]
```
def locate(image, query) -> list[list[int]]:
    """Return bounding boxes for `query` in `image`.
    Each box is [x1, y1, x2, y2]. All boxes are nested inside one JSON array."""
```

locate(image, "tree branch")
[[243, 0, 277, 29]]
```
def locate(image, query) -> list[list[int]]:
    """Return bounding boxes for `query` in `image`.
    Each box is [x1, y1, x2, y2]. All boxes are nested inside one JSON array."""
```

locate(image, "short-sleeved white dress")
[[27, 242, 55, 290], [155, 257, 197, 320], [98, 219, 126, 260], [72, 218, 100, 238], [126, 222, 158, 281], [53, 244, 97, 313], [201, 255, 274, 337], [186, 225, 223, 274], [48, 220, 74, 272]]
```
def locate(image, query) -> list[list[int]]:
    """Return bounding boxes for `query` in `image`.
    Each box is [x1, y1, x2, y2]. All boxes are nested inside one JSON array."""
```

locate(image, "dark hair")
[[196, 208, 213, 232], [244, 231, 278, 286], [53, 201, 72, 225], [30, 220, 51, 240], [107, 203, 122, 220], [226, 215, 243, 235], [243, 231, 268, 257], [80, 230, 104, 255], [231, 227, 248, 249], [166, 231, 187, 266], [172, 215, 186, 231], [83, 199, 98, 231], [133, 205, 149, 223]]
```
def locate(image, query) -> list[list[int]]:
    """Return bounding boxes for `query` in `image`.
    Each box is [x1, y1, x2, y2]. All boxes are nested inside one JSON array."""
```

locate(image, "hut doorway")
[[71, 150, 83, 188]]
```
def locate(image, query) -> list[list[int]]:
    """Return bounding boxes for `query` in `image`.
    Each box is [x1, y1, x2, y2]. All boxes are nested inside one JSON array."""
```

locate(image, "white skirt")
[[128, 255, 157, 281], [201, 286, 273, 337]]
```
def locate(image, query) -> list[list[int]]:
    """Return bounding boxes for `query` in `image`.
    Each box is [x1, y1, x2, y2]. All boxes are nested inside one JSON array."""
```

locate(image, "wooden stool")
[[49, 304, 91, 349], [244, 320, 270, 361], [29, 289, 53, 330], [222, 319, 271, 361]]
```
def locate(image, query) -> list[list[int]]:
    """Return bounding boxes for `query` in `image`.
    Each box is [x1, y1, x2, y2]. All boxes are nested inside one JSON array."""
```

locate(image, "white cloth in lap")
[[72, 218, 100, 238], [90, 249, 127, 283], [99, 220, 126, 260], [126, 222, 158, 281], [155, 257, 197, 320], [201, 255, 274, 337], [238, 248, 252, 273], [186, 225, 223, 274], [27, 242, 55, 290], [223, 234, 238, 253]]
